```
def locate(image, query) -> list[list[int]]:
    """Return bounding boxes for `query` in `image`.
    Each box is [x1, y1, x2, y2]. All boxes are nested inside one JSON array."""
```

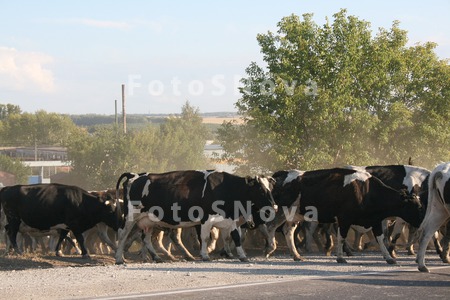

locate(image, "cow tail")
[[115, 172, 135, 221], [418, 171, 444, 234], [0, 186, 4, 231]]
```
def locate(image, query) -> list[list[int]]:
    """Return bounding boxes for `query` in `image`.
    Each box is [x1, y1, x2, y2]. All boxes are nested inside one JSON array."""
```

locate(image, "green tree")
[[66, 126, 130, 189], [0, 110, 79, 147], [0, 103, 21, 120], [66, 102, 210, 190], [218, 10, 450, 173], [157, 101, 209, 170], [0, 154, 30, 184]]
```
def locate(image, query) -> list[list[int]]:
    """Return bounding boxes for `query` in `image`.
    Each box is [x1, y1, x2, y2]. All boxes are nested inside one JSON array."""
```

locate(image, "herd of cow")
[[0, 163, 449, 273]]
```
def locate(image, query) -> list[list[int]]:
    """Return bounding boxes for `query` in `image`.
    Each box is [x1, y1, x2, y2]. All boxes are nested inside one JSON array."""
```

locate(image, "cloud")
[[68, 18, 132, 30], [0, 47, 55, 93]]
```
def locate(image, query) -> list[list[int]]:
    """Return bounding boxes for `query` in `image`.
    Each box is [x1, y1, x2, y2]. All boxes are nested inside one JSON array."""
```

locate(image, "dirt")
[[0, 251, 116, 271]]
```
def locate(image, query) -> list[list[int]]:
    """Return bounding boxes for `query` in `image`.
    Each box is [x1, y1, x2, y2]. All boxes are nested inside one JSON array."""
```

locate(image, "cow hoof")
[[202, 256, 211, 262], [154, 257, 164, 263], [407, 250, 416, 256], [386, 259, 397, 265], [418, 266, 430, 273], [82, 254, 91, 259], [220, 249, 234, 259], [336, 257, 347, 264], [56, 251, 63, 257], [441, 256, 449, 263], [115, 261, 124, 265], [293, 256, 305, 262], [185, 256, 196, 262], [239, 257, 249, 263], [388, 246, 397, 258]]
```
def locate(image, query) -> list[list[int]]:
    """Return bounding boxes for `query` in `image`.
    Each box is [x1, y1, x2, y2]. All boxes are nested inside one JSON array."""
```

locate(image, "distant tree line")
[[0, 102, 210, 190]]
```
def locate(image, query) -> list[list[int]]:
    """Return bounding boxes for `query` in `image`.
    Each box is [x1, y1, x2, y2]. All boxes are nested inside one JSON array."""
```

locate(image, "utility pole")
[[122, 84, 127, 134], [114, 99, 118, 126]]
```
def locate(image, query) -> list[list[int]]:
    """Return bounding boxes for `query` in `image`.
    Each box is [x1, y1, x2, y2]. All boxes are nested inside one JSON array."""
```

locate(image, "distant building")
[[0, 170, 15, 186], [0, 146, 70, 184], [204, 140, 235, 173], [0, 146, 68, 161]]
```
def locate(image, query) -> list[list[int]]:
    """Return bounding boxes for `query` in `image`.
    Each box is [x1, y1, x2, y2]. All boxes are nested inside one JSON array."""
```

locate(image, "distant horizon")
[[65, 110, 240, 117]]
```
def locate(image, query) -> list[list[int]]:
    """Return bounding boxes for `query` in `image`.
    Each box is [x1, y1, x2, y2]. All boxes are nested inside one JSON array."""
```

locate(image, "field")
[[202, 117, 245, 124]]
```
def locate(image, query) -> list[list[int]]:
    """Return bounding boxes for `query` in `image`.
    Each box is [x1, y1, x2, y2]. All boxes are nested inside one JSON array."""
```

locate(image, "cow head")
[[100, 196, 123, 231], [246, 175, 278, 212], [271, 170, 304, 208], [399, 190, 425, 228]]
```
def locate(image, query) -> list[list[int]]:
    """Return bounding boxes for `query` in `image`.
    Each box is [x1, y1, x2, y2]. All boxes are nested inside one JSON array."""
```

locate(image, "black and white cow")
[[266, 168, 424, 264], [0, 183, 122, 258], [114, 170, 277, 264], [351, 165, 431, 256], [417, 162, 450, 272]]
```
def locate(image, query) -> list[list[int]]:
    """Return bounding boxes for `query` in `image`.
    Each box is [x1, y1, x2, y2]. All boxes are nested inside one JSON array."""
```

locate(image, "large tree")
[[218, 9, 450, 173]]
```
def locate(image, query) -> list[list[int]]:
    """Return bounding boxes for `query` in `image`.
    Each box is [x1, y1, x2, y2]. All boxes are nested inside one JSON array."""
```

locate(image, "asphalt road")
[[92, 261, 450, 300]]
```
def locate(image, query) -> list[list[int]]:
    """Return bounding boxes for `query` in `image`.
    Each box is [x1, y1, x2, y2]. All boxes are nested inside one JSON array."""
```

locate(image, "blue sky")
[[1, 0, 449, 114]]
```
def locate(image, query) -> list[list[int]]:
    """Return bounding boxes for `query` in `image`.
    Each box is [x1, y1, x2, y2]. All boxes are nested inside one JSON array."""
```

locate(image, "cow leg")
[[372, 223, 396, 265], [207, 227, 220, 254], [439, 221, 450, 263], [300, 222, 324, 254], [96, 223, 117, 251], [417, 205, 450, 272], [151, 229, 175, 261], [283, 221, 304, 261], [168, 228, 196, 261], [257, 224, 271, 256], [339, 224, 354, 256], [264, 223, 279, 258], [141, 228, 163, 263], [363, 229, 378, 251], [353, 229, 364, 252], [323, 224, 334, 256], [312, 225, 324, 253], [5, 219, 22, 255], [55, 230, 70, 257], [70, 231, 89, 258], [265, 205, 297, 258], [219, 227, 235, 259], [388, 219, 406, 258], [336, 226, 350, 263], [115, 218, 138, 264], [200, 222, 214, 261], [230, 227, 248, 262], [303, 221, 317, 253], [406, 225, 417, 255]]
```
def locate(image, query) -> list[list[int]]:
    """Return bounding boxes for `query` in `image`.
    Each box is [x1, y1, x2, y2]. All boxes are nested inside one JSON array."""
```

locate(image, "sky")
[[0, 0, 449, 115]]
